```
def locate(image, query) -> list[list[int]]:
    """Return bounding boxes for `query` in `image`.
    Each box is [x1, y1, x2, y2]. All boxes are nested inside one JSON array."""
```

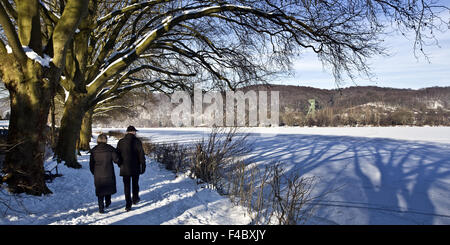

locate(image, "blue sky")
[[275, 17, 450, 90]]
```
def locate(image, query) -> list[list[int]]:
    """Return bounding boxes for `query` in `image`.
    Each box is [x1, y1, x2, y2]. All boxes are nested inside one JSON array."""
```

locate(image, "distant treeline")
[[255, 85, 450, 126], [92, 85, 450, 127]]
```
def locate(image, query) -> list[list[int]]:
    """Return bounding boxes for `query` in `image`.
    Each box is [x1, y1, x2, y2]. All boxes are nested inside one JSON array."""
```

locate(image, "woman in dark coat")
[[89, 134, 121, 213]]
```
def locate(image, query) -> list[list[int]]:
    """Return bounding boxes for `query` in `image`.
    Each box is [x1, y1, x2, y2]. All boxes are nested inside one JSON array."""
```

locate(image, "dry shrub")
[[266, 163, 317, 225], [0, 186, 34, 217], [189, 127, 250, 190], [149, 127, 251, 189], [0, 134, 35, 216], [153, 143, 190, 173], [226, 162, 318, 225], [142, 141, 156, 156], [107, 130, 127, 139], [226, 161, 260, 213]]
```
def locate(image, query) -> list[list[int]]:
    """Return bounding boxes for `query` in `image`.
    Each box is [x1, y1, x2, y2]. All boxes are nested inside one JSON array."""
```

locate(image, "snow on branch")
[[95, 94, 120, 106], [4, 44, 52, 67], [22, 46, 52, 67], [96, 0, 165, 26]]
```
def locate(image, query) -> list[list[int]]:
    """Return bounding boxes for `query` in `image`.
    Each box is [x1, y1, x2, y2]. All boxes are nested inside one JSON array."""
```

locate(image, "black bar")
[[0, 225, 448, 244]]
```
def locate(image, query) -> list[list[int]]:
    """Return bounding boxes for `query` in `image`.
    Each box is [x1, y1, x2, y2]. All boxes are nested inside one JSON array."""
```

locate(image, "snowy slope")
[[1, 126, 450, 225]]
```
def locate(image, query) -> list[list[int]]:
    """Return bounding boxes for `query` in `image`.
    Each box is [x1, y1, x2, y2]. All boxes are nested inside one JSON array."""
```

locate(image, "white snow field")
[[1, 126, 450, 225]]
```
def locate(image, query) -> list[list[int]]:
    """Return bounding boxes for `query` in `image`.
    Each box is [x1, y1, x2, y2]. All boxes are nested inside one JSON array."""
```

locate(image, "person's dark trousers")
[[123, 175, 140, 208], [98, 195, 111, 212]]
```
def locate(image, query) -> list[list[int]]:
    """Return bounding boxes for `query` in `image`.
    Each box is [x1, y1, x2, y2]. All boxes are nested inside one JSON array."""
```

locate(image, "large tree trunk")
[[55, 94, 87, 168], [2, 77, 53, 195], [77, 109, 93, 152], [0, 0, 89, 196]]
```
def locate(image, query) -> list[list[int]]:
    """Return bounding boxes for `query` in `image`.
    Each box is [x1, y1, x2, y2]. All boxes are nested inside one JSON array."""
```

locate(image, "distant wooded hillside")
[[246, 85, 450, 126], [91, 85, 450, 127]]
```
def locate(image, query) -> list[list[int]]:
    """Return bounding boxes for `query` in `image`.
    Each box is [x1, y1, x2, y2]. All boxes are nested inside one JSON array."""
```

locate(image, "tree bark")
[[77, 108, 93, 152], [0, 0, 88, 196], [55, 94, 87, 168], [2, 71, 53, 195]]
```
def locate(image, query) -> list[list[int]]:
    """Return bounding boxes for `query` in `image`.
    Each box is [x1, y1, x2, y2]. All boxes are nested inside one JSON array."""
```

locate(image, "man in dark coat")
[[89, 134, 120, 213], [116, 126, 146, 211]]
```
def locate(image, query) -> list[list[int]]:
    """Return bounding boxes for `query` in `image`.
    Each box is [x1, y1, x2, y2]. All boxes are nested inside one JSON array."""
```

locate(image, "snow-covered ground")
[[1, 126, 450, 224], [0, 135, 251, 225]]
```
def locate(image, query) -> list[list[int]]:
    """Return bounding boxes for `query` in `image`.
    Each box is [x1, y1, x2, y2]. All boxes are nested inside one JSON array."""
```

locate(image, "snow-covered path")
[[50, 161, 249, 225], [0, 138, 251, 225]]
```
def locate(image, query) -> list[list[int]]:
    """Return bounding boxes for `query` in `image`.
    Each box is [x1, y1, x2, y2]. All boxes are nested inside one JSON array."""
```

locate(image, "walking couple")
[[89, 126, 146, 213]]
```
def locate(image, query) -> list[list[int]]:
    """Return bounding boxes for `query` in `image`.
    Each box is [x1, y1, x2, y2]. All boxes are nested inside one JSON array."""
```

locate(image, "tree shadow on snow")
[[242, 132, 450, 224]]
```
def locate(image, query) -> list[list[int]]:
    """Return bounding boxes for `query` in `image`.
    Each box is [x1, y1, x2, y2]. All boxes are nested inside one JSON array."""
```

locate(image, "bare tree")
[[1, 0, 448, 195], [57, 0, 450, 168]]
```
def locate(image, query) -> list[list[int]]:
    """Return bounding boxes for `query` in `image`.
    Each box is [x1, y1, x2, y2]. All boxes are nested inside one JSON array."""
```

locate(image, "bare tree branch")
[[0, 3, 26, 64]]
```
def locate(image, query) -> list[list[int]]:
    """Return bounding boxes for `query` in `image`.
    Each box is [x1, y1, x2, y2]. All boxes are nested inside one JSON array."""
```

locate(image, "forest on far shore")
[[85, 85, 450, 127]]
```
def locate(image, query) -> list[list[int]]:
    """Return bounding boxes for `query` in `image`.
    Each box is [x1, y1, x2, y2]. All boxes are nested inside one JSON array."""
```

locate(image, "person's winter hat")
[[126, 125, 138, 132]]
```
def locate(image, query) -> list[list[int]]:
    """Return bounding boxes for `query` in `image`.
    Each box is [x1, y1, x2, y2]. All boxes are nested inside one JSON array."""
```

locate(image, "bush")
[[391, 109, 414, 125], [226, 162, 320, 225], [142, 141, 156, 156], [280, 108, 304, 126], [315, 108, 333, 126], [266, 164, 317, 225], [304, 115, 316, 127], [345, 115, 358, 126], [153, 143, 190, 173], [331, 114, 342, 126], [189, 127, 250, 189], [107, 130, 127, 139]]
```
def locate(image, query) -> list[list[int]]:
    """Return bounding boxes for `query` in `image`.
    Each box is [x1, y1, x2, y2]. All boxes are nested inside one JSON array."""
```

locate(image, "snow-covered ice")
[[1, 126, 450, 225]]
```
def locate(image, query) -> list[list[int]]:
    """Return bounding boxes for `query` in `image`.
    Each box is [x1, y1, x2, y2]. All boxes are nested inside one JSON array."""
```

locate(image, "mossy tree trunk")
[[55, 94, 87, 168], [78, 109, 93, 152], [0, 0, 88, 195], [2, 63, 54, 195], [53, 0, 96, 167], [0, 0, 53, 195]]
